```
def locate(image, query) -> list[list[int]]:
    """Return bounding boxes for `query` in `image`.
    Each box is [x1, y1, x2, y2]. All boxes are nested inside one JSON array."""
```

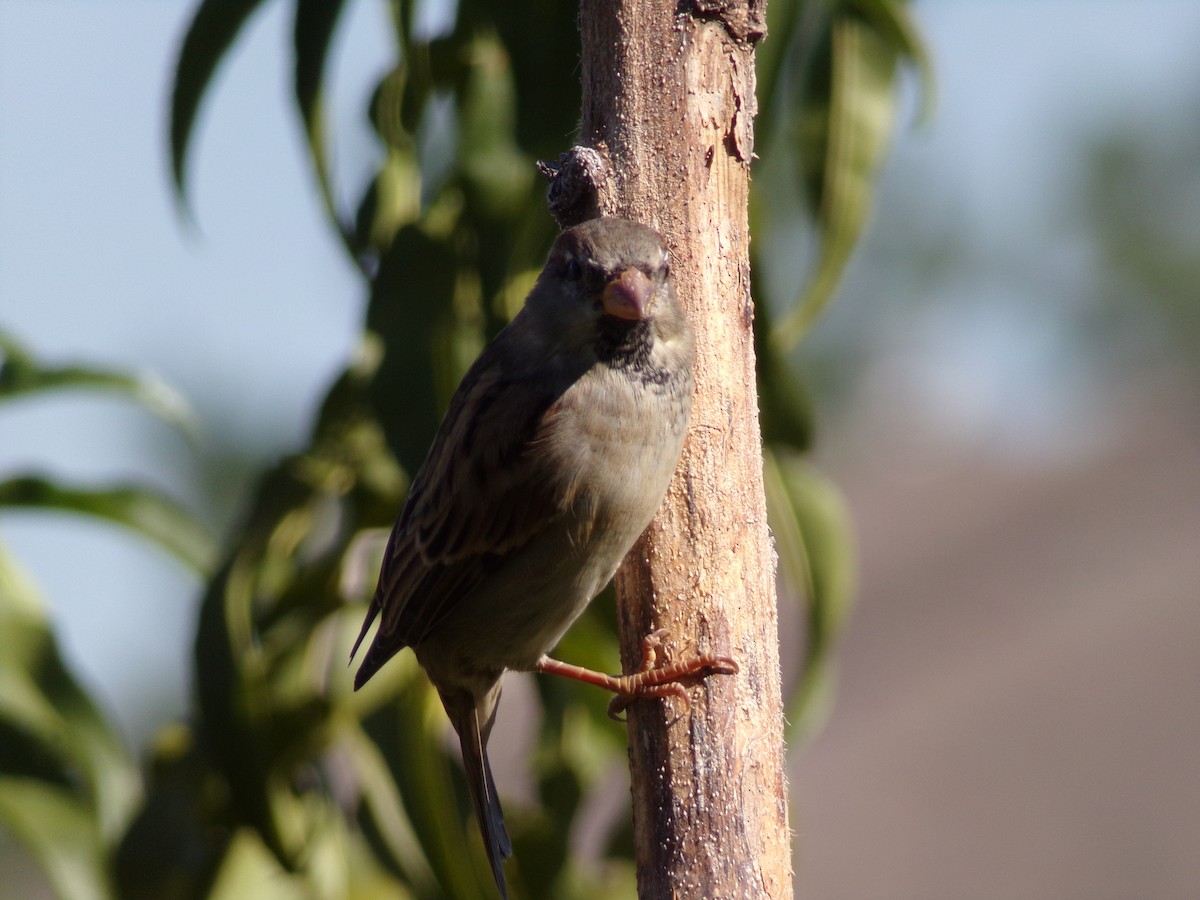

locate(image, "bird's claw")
[[535, 628, 738, 721], [605, 628, 739, 721]]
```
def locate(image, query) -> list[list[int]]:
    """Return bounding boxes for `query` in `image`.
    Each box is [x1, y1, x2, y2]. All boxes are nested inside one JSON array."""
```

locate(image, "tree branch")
[[575, 1, 792, 897]]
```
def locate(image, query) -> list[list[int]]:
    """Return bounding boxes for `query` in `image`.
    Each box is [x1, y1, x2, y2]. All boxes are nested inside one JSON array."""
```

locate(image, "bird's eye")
[[565, 258, 583, 281]]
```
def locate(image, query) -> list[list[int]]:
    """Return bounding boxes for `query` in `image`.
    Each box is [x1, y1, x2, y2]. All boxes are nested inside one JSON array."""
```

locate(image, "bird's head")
[[526, 217, 689, 362]]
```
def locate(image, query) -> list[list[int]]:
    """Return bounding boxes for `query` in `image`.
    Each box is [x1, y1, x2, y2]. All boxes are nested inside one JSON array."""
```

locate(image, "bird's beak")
[[602, 268, 653, 321]]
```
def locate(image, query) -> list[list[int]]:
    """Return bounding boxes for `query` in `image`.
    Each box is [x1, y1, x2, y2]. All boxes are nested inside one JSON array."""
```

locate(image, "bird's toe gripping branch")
[[534, 628, 739, 721]]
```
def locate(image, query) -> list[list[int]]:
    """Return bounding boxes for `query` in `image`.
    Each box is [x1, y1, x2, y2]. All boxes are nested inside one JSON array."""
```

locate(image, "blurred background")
[[2, 1, 1197, 897]]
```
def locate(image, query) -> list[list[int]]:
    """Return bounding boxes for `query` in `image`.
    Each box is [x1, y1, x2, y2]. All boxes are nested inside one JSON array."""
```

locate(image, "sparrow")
[[351, 217, 736, 898]]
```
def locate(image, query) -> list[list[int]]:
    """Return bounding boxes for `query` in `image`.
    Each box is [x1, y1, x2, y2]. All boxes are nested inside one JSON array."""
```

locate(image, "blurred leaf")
[[191, 462, 331, 867], [0, 475, 217, 575], [752, 275, 816, 451], [207, 827, 305, 900], [364, 685, 496, 900], [0, 544, 140, 899], [0, 331, 199, 440], [0, 777, 114, 900], [294, 0, 360, 259], [356, 145, 423, 257], [184, 355, 407, 878], [170, 0, 271, 205], [518, 597, 631, 899], [366, 224, 463, 473], [355, 16, 433, 257], [551, 862, 638, 900], [455, 31, 533, 221], [852, 0, 935, 122], [113, 724, 229, 900], [0, 547, 141, 834], [477, 0, 582, 160], [775, 9, 902, 349], [371, 61, 414, 153], [512, 704, 597, 899], [341, 724, 440, 898], [311, 333, 408, 502], [516, 761, 579, 896], [751, 0, 807, 148], [763, 448, 856, 742]]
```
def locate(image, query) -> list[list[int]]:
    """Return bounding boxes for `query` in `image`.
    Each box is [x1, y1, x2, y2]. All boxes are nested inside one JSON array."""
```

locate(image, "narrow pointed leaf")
[[751, 265, 815, 450], [0, 476, 217, 575], [170, 0, 272, 204], [207, 827, 304, 900], [294, 0, 359, 256], [0, 332, 199, 438], [0, 777, 114, 900], [342, 725, 440, 897], [366, 684, 496, 900], [0, 546, 139, 896], [763, 449, 857, 742], [0, 547, 139, 838], [751, 0, 802, 146], [852, 0, 936, 122], [775, 11, 901, 349]]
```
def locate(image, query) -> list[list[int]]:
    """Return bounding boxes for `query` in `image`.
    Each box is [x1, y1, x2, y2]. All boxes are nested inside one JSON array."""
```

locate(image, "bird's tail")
[[443, 685, 512, 898]]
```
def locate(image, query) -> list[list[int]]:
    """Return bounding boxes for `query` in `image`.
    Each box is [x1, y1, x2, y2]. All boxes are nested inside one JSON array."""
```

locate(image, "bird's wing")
[[352, 337, 583, 686], [404, 355, 576, 564]]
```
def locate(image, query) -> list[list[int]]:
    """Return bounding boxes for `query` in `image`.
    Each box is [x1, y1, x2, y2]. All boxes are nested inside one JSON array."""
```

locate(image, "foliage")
[[0, 0, 927, 896], [0, 333, 212, 900], [0, 545, 137, 900], [753, 0, 928, 740]]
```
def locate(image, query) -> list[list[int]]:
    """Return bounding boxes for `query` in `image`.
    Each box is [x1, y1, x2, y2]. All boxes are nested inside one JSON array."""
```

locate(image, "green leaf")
[[170, 0, 272, 206], [293, 0, 360, 258], [112, 724, 229, 899], [206, 827, 304, 900], [183, 403, 403, 874], [0, 777, 114, 900], [190, 462, 323, 867], [0, 548, 140, 835], [0, 545, 140, 899], [483, 0, 584, 159], [341, 724, 439, 897], [0, 331, 199, 439], [751, 268, 815, 451], [455, 31, 533, 221], [366, 225, 462, 474], [363, 683, 496, 900], [763, 448, 857, 742], [355, 145, 423, 256], [774, 10, 902, 349], [751, 0, 803, 147], [0, 476, 217, 575], [852, 0, 936, 123]]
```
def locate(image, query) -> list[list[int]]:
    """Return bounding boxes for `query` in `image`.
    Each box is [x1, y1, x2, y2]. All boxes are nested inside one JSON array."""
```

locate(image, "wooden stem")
[[576, 1, 792, 898]]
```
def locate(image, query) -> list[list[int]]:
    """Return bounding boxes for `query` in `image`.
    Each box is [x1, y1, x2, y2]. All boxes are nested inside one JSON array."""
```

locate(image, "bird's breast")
[[417, 359, 691, 680]]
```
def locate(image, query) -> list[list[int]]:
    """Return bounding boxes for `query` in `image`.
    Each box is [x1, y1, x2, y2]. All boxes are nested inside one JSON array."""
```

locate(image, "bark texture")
[[575, 2, 792, 897]]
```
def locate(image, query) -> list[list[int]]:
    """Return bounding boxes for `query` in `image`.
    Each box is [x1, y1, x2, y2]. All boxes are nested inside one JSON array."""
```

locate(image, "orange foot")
[[535, 628, 739, 721]]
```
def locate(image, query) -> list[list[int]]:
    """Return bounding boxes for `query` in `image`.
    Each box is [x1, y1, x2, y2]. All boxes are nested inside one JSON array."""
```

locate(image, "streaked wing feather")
[[362, 338, 579, 671]]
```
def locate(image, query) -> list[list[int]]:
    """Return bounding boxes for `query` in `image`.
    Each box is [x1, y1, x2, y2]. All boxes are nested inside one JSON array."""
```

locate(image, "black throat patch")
[[593, 318, 672, 387]]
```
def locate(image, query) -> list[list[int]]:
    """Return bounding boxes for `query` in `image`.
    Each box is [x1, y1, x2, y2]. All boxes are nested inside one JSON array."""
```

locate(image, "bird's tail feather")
[[447, 689, 512, 898]]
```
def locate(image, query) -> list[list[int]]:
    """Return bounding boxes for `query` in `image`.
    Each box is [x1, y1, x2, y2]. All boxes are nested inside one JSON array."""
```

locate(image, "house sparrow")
[[351, 217, 737, 898]]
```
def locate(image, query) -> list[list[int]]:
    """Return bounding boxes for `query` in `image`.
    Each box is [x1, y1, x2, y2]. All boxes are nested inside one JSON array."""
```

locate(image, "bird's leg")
[[534, 628, 739, 721]]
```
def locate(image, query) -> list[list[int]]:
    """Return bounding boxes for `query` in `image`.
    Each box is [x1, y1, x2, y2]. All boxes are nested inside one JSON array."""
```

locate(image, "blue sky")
[[2, 1, 1198, 740]]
